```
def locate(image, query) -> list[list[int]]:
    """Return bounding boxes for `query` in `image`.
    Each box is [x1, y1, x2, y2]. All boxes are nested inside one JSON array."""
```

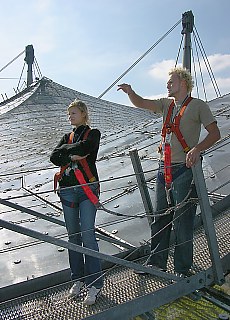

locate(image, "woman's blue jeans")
[[150, 162, 197, 274], [59, 184, 103, 288]]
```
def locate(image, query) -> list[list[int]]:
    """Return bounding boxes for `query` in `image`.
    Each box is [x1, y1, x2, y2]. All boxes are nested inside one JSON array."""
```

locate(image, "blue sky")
[[0, 0, 230, 105]]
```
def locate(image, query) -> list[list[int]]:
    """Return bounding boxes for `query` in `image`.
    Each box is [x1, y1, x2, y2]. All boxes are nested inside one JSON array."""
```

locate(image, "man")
[[118, 67, 220, 276]]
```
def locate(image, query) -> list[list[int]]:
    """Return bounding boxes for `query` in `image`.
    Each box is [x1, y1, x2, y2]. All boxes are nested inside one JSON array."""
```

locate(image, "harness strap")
[[161, 96, 193, 153], [78, 158, 96, 182], [73, 169, 99, 206], [77, 129, 96, 183], [160, 97, 193, 203], [158, 164, 189, 185], [170, 96, 193, 153], [164, 142, 172, 189], [54, 128, 97, 192], [54, 164, 69, 192], [54, 131, 74, 192], [161, 101, 174, 138]]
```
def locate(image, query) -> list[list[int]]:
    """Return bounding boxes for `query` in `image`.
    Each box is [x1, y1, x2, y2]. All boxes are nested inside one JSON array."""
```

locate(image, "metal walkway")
[[0, 209, 229, 320]]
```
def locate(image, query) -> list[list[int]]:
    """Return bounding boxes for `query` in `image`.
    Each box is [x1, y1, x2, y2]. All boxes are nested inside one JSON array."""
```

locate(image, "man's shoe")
[[175, 269, 196, 278], [134, 264, 166, 275], [69, 281, 84, 297], [84, 286, 101, 305]]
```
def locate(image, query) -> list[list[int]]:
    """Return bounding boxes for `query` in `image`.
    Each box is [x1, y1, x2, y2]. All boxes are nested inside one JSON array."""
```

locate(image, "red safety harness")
[[54, 129, 99, 207], [162, 96, 193, 153], [160, 97, 193, 202]]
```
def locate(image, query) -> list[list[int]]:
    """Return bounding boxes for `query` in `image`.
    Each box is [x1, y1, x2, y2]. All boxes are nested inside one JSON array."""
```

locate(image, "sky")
[[0, 0, 230, 106]]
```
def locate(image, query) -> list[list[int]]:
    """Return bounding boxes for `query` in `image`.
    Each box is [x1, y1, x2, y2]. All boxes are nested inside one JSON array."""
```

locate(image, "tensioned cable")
[[8, 192, 198, 318], [69, 210, 194, 302], [1, 160, 226, 225], [0, 50, 25, 73], [34, 57, 43, 78], [97, 18, 182, 99], [10, 189, 199, 319], [1, 126, 227, 178], [0, 169, 225, 272], [2, 185, 226, 255], [0, 168, 198, 224], [193, 27, 221, 97], [88, 184, 223, 290], [191, 43, 199, 99], [192, 31, 208, 101], [1, 137, 228, 199], [2, 186, 223, 256], [0, 77, 25, 80], [210, 179, 230, 194], [174, 34, 184, 67], [16, 62, 26, 92], [31, 191, 200, 317], [194, 26, 221, 97]]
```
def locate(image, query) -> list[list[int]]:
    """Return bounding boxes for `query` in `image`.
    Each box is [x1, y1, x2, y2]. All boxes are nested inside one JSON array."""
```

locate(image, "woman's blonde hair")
[[67, 99, 90, 125], [169, 67, 194, 93]]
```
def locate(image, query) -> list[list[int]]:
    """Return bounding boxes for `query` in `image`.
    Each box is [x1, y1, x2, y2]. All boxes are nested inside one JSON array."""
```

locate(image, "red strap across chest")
[[54, 128, 96, 191], [161, 96, 192, 153]]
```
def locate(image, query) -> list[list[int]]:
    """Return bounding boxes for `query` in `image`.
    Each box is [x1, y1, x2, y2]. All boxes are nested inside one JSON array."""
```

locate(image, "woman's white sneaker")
[[69, 281, 84, 297], [84, 286, 101, 305]]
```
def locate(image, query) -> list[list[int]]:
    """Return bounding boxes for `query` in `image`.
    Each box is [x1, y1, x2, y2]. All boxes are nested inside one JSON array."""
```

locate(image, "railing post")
[[192, 160, 224, 285], [129, 148, 153, 226]]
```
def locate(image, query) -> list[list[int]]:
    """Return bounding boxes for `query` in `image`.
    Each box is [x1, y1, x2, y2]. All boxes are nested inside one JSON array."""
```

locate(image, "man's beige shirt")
[[153, 97, 216, 163]]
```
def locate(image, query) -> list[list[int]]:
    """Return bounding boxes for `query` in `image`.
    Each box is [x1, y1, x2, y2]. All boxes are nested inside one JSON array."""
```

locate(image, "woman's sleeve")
[[50, 134, 70, 166], [61, 129, 101, 157]]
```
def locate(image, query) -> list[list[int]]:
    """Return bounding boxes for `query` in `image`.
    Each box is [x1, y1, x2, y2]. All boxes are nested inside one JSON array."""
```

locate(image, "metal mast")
[[24, 45, 34, 87], [181, 11, 224, 284], [181, 11, 194, 72]]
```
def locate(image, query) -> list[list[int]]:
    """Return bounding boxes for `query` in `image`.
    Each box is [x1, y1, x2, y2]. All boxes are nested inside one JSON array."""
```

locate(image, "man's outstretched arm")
[[117, 83, 159, 111]]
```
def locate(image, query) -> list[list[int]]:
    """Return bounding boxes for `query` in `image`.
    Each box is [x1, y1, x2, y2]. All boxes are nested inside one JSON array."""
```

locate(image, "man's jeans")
[[150, 162, 197, 274], [59, 184, 103, 288]]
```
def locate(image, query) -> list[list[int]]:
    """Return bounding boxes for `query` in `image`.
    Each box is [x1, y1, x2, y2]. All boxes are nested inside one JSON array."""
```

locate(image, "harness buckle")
[[184, 146, 190, 153], [71, 162, 78, 170], [166, 124, 172, 134], [165, 186, 172, 205]]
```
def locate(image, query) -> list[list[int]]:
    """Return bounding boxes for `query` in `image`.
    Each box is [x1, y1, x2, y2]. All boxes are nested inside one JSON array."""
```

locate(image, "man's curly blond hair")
[[169, 67, 194, 93]]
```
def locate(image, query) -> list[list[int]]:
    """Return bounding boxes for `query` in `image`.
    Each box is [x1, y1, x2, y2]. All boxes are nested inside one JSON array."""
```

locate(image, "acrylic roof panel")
[[0, 77, 156, 175]]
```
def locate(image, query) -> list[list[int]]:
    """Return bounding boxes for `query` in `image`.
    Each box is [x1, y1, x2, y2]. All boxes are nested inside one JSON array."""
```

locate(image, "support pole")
[[129, 148, 153, 226], [24, 45, 34, 87], [181, 11, 194, 72], [181, 10, 224, 285], [0, 218, 178, 281], [192, 160, 224, 284]]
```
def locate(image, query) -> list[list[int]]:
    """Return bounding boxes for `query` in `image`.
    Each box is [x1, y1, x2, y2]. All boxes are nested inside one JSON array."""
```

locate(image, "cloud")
[[148, 54, 230, 79], [201, 54, 230, 74], [147, 55, 230, 98], [32, 0, 53, 13], [204, 77, 230, 98], [144, 93, 166, 100], [148, 60, 179, 80]]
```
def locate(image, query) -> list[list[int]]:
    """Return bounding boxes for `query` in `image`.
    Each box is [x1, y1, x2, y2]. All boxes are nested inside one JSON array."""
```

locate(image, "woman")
[[50, 99, 103, 305]]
